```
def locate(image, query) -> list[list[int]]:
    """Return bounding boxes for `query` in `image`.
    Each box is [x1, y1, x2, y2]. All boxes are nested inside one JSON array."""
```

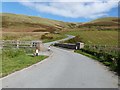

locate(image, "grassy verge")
[[75, 49, 118, 73], [75, 50, 98, 60], [1, 48, 48, 77], [63, 30, 118, 46]]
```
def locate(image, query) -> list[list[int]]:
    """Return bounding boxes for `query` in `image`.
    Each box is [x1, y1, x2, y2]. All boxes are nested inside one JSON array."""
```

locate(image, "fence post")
[[16, 40, 19, 48]]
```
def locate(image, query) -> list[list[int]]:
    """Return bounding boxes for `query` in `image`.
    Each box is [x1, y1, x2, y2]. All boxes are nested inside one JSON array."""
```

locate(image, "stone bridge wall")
[[54, 42, 84, 50]]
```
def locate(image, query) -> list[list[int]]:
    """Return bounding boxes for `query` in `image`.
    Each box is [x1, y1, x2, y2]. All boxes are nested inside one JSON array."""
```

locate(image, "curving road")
[[1, 35, 118, 88]]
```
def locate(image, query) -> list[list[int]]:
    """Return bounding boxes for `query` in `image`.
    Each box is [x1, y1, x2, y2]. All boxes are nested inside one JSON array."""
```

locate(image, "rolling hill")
[[1, 13, 119, 32], [78, 17, 119, 30], [1, 13, 73, 32]]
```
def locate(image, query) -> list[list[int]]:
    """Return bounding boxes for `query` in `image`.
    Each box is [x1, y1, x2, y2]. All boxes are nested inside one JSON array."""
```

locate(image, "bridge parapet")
[[0, 40, 43, 49]]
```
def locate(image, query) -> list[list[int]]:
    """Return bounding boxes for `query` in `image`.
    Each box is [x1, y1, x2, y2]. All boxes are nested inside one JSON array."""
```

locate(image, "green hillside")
[[63, 30, 118, 46], [1, 13, 72, 32], [90, 17, 118, 23], [1, 13, 119, 32], [77, 17, 119, 31]]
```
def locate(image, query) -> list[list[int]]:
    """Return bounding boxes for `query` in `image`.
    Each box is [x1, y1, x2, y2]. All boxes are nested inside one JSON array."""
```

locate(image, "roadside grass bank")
[[63, 30, 119, 73], [75, 49, 119, 74], [1, 48, 48, 77], [63, 30, 118, 46]]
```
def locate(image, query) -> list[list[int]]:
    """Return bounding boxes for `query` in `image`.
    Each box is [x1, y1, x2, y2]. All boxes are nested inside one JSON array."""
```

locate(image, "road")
[[1, 35, 118, 88]]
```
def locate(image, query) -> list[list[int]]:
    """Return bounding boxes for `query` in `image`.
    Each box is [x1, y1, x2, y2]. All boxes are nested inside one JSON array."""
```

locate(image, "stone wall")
[[54, 42, 84, 50]]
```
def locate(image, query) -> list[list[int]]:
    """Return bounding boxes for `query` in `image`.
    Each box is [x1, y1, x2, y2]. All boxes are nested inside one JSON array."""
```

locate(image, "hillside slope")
[[78, 17, 119, 30], [1, 13, 73, 32], [1, 13, 119, 32]]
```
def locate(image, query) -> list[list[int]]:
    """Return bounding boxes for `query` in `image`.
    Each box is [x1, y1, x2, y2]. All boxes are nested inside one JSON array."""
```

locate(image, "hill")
[[1, 13, 119, 32], [77, 17, 119, 30], [1, 13, 74, 32]]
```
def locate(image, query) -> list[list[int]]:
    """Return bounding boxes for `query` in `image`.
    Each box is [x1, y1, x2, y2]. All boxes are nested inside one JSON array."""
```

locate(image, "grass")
[[1, 32, 47, 41], [1, 13, 68, 27], [63, 30, 118, 46], [1, 32, 66, 43], [1, 48, 48, 77], [75, 49, 118, 72], [1, 13, 70, 32], [63, 35, 82, 44], [75, 50, 98, 60], [90, 17, 118, 23], [42, 33, 67, 43], [63, 30, 118, 73]]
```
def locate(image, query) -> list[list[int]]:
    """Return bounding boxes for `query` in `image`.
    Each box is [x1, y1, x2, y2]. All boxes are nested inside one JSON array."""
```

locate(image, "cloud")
[[19, 0, 119, 19]]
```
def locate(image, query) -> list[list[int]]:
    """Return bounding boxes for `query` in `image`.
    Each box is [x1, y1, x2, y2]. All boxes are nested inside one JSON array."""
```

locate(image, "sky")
[[1, 0, 119, 22]]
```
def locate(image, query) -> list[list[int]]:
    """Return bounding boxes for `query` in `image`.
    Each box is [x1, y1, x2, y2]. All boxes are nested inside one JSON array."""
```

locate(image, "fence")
[[0, 40, 43, 49]]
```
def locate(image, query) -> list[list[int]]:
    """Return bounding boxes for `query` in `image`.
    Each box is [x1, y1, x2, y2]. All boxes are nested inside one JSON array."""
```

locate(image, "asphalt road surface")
[[1, 35, 118, 88]]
